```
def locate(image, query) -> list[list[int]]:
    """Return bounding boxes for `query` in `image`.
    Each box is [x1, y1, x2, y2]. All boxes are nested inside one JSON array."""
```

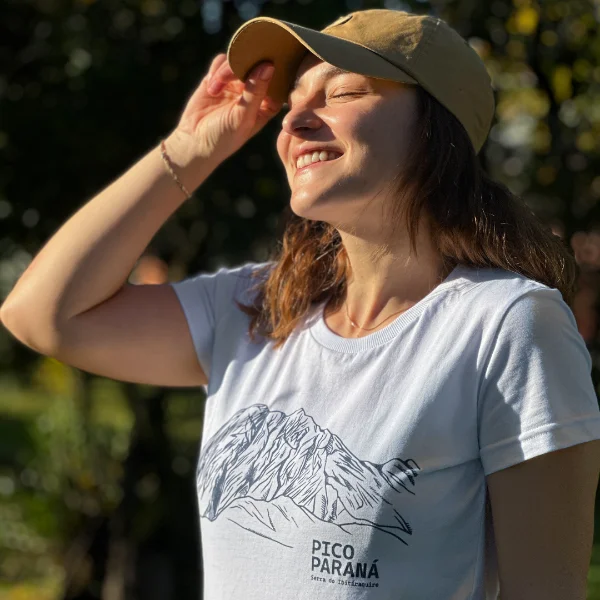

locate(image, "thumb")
[[248, 95, 285, 138], [236, 62, 276, 124]]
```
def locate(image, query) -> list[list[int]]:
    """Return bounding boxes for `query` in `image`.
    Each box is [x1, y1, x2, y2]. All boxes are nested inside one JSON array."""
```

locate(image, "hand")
[[168, 53, 283, 166]]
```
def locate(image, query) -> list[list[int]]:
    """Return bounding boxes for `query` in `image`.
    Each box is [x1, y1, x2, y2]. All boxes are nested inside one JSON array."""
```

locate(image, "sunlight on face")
[[275, 53, 419, 237]]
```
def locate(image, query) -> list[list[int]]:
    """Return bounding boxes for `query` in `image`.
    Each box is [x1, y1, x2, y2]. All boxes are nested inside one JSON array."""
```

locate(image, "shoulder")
[[169, 259, 275, 319], [174, 259, 274, 292], [202, 259, 275, 281], [448, 265, 580, 372], [227, 260, 275, 301], [211, 259, 277, 309], [455, 264, 569, 324], [458, 263, 558, 298], [467, 266, 590, 391]]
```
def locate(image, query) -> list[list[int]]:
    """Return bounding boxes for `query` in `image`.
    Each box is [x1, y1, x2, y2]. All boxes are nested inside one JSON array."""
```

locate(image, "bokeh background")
[[1, 0, 599, 598]]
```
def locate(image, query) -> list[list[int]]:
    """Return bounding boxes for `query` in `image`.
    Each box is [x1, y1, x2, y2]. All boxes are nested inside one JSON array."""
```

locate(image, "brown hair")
[[237, 85, 578, 349]]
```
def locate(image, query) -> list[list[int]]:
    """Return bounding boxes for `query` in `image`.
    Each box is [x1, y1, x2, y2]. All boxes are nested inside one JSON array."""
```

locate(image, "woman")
[[2, 8, 600, 600]]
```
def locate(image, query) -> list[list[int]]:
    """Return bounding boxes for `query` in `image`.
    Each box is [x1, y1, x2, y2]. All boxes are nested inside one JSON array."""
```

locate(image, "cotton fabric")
[[170, 261, 600, 600]]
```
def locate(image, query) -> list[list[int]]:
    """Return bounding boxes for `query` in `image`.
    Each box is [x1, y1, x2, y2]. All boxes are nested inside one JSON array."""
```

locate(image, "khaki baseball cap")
[[227, 9, 495, 154]]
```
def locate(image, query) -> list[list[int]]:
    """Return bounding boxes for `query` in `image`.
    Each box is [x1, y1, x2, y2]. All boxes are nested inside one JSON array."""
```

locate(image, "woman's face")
[[276, 53, 419, 235]]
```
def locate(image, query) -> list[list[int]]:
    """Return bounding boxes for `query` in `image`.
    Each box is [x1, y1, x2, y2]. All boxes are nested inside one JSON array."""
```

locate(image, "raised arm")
[[0, 54, 281, 387]]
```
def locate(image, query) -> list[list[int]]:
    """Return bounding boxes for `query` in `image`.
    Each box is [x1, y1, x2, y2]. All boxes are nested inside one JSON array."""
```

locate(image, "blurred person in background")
[[2, 8, 600, 600]]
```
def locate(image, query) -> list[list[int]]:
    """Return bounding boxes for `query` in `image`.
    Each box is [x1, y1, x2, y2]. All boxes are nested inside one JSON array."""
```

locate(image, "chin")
[[290, 188, 360, 225], [289, 193, 329, 221]]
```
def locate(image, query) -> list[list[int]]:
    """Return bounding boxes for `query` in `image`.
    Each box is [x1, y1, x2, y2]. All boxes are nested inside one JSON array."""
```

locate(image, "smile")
[[295, 151, 343, 171]]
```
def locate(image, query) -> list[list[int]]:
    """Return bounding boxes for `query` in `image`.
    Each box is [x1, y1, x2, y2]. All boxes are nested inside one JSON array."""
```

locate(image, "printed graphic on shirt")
[[197, 404, 421, 549], [310, 538, 382, 587]]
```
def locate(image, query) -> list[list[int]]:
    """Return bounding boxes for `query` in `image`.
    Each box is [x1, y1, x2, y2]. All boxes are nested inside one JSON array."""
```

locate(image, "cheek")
[[276, 130, 288, 165], [353, 111, 413, 166]]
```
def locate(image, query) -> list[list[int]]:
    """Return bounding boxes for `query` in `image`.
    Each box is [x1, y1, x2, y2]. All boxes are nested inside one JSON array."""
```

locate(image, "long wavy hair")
[[237, 85, 578, 349]]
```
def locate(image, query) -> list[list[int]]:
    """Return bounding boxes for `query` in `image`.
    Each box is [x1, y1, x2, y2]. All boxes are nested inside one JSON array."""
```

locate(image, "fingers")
[[207, 57, 239, 95], [186, 54, 229, 106], [203, 57, 282, 137], [237, 62, 276, 119], [240, 64, 285, 138], [258, 95, 284, 123], [249, 94, 285, 137], [207, 53, 227, 79]]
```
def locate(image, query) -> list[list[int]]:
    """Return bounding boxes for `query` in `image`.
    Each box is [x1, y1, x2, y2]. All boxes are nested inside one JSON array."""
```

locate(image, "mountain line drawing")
[[197, 404, 421, 546]]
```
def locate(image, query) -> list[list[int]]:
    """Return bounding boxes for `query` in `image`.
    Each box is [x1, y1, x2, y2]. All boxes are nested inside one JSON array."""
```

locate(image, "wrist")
[[161, 130, 220, 192]]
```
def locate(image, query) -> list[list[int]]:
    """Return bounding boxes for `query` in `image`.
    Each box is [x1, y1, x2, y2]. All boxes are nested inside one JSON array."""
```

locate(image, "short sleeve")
[[169, 261, 270, 380], [477, 286, 600, 476]]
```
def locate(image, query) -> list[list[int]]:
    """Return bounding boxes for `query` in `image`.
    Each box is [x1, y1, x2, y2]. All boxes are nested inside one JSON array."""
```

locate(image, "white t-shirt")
[[170, 261, 600, 600]]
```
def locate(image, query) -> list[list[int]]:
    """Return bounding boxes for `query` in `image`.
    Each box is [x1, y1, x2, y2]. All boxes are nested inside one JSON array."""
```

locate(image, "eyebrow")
[[289, 64, 352, 94]]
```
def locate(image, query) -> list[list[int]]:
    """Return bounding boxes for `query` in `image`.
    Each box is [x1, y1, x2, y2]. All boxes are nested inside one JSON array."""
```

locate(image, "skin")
[[276, 54, 452, 337]]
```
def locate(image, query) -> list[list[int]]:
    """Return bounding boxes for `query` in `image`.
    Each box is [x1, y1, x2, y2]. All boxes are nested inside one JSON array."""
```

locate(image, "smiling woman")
[[2, 7, 599, 600], [276, 57, 420, 231]]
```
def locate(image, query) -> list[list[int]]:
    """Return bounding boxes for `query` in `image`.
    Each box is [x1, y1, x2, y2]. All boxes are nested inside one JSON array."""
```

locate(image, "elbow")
[[0, 299, 62, 356]]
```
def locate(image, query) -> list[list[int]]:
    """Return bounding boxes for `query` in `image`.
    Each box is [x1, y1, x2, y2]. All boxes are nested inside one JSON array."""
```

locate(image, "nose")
[[281, 101, 322, 136]]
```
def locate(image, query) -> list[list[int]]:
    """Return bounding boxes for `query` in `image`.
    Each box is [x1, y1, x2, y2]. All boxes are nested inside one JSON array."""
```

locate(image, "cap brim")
[[227, 17, 418, 104]]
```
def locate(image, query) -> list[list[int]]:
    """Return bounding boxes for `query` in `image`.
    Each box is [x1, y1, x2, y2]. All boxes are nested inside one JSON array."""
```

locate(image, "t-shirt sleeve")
[[168, 261, 270, 380], [477, 286, 600, 476]]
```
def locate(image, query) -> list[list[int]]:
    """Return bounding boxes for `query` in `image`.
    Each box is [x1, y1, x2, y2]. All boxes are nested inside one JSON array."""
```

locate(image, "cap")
[[227, 9, 495, 154]]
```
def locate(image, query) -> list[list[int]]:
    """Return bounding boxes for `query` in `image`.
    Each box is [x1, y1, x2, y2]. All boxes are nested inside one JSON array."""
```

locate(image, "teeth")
[[296, 151, 340, 169]]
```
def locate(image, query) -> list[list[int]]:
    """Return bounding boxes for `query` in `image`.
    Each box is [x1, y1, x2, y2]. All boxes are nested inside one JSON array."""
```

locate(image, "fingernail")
[[260, 65, 274, 81], [207, 78, 220, 94]]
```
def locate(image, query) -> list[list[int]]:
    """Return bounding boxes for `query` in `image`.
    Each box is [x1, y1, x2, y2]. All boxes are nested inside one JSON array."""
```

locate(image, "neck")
[[333, 228, 451, 329]]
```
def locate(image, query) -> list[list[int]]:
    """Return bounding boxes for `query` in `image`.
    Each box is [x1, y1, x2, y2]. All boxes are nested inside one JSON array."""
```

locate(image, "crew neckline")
[[308, 263, 471, 352]]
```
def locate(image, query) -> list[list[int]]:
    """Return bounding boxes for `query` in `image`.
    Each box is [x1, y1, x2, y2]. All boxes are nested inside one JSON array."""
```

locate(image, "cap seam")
[[324, 34, 421, 82], [410, 17, 439, 62]]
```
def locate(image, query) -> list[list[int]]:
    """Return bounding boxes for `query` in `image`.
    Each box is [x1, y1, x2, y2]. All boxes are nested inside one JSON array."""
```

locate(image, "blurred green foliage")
[[1, 0, 600, 598]]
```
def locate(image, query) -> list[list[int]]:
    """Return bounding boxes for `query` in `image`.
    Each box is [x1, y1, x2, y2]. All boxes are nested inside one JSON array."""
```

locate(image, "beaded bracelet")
[[160, 139, 192, 200]]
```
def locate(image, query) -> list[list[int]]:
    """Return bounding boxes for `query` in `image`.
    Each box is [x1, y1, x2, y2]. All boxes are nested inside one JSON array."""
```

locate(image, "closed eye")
[[280, 92, 361, 115]]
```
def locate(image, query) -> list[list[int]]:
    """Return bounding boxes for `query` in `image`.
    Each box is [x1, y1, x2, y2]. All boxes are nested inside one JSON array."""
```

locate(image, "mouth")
[[294, 152, 343, 175]]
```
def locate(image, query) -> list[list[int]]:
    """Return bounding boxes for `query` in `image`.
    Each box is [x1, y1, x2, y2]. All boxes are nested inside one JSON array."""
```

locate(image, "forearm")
[[0, 133, 215, 336]]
